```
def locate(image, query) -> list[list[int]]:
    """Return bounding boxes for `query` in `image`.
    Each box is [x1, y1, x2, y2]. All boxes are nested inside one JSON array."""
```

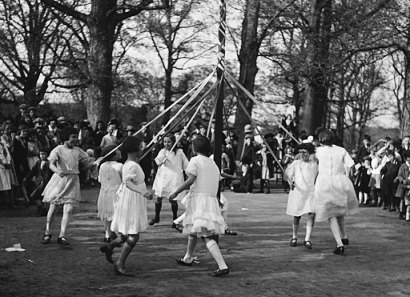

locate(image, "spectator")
[[355, 134, 371, 164], [47, 118, 62, 149], [380, 150, 400, 211], [94, 120, 106, 148]]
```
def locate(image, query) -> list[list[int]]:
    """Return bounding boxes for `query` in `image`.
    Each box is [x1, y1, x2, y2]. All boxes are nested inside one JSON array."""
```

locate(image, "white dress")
[[42, 145, 89, 207], [285, 159, 318, 216], [314, 145, 359, 222], [182, 155, 225, 237], [0, 142, 12, 191], [111, 161, 148, 235], [97, 161, 123, 221], [152, 148, 188, 199]]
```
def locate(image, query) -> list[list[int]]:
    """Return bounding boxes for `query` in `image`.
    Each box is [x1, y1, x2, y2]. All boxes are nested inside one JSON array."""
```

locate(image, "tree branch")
[[115, 0, 169, 22], [40, 0, 87, 23]]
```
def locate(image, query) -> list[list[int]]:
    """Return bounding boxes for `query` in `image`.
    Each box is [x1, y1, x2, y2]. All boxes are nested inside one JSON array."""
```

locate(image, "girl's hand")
[[169, 192, 177, 201], [57, 170, 66, 178], [143, 191, 154, 200]]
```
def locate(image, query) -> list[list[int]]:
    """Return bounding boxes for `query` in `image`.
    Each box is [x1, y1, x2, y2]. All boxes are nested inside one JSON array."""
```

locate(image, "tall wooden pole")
[[213, 0, 226, 170]]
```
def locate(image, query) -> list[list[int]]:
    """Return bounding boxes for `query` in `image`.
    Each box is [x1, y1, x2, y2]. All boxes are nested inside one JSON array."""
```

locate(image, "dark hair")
[[318, 129, 334, 146], [385, 150, 394, 157], [363, 134, 371, 141], [101, 144, 118, 161], [61, 126, 78, 142], [192, 135, 211, 156], [122, 136, 140, 153], [296, 143, 315, 154], [163, 134, 177, 152]]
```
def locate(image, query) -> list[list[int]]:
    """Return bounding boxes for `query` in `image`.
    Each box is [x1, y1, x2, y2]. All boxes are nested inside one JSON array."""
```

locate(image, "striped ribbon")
[[217, 0, 226, 73]]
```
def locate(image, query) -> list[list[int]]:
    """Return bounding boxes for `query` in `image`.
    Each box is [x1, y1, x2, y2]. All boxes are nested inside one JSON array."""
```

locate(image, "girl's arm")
[[154, 149, 167, 166], [169, 173, 196, 200], [49, 159, 65, 177], [124, 178, 153, 199]]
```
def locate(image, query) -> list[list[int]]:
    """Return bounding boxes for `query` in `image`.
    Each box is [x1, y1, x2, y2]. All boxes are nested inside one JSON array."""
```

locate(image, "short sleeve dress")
[[97, 161, 123, 221], [313, 145, 359, 222], [152, 148, 188, 200], [182, 155, 225, 237], [110, 161, 148, 235], [42, 145, 89, 207], [285, 159, 318, 217]]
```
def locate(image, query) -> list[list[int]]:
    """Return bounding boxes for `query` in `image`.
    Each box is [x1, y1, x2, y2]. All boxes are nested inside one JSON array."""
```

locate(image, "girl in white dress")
[[313, 130, 359, 255], [100, 136, 153, 276], [0, 141, 12, 194], [41, 127, 90, 246], [169, 135, 229, 277], [150, 135, 188, 229], [285, 143, 318, 249], [97, 144, 123, 242]]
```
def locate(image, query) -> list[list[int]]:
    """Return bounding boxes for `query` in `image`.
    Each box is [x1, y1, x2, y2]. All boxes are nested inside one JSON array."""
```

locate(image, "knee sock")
[[171, 202, 178, 221], [329, 217, 343, 247], [116, 235, 139, 267], [206, 239, 228, 270], [337, 216, 347, 239], [154, 201, 162, 222], [292, 216, 300, 239], [305, 214, 315, 241]]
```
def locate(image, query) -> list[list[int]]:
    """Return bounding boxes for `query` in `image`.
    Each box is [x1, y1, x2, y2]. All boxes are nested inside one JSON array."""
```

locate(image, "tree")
[[41, 0, 169, 127], [147, 0, 211, 124], [0, 0, 70, 105]]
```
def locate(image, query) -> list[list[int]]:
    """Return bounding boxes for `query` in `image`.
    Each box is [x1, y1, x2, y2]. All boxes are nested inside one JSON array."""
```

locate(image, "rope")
[[224, 77, 286, 173], [94, 71, 215, 166], [225, 71, 300, 145]]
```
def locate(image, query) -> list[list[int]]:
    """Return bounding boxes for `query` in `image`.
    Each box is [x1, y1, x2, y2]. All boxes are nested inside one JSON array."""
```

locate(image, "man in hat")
[[125, 125, 135, 136], [28, 107, 37, 122], [240, 133, 257, 193], [107, 119, 123, 144], [34, 121, 50, 151], [14, 104, 28, 128]]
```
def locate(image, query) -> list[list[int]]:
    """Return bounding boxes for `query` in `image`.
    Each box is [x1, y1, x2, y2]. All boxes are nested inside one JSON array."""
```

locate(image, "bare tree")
[[147, 0, 212, 124], [0, 0, 71, 105], [41, 0, 169, 127]]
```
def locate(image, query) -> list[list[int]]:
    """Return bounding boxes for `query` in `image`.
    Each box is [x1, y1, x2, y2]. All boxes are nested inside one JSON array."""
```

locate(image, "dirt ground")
[[1, 185, 410, 297]]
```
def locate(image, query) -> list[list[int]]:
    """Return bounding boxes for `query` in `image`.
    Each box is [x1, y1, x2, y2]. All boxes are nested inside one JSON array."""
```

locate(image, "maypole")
[[213, 0, 226, 170]]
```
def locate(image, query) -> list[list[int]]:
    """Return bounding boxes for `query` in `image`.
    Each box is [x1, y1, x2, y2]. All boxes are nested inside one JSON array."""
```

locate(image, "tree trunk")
[[301, 0, 332, 135], [163, 68, 173, 125], [85, 0, 116, 127], [234, 0, 260, 158], [401, 49, 410, 137]]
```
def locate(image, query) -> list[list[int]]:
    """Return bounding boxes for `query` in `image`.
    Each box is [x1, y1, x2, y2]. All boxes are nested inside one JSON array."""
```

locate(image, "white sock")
[[206, 239, 228, 270], [305, 225, 313, 241]]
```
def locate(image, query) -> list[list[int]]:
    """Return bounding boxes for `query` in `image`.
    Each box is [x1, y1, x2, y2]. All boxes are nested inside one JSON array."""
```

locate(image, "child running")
[[41, 127, 90, 245], [150, 135, 188, 230], [97, 144, 123, 243], [285, 143, 318, 249], [169, 135, 229, 277], [99, 136, 153, 276]]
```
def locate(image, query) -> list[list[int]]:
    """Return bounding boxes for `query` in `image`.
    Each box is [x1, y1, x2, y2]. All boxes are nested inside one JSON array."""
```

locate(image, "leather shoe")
[[333, 246, 345, 255], [209, 268, 229, 277], [341, 238, 349, 245], [100, 244, 114, 264], [290, 238, 297, 247], [57, 237, 70, 245], [176, 258, 193, 266], [303, 240, 312, 249], [114, 264, 135, 277], [225, 228, 238, 236]]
